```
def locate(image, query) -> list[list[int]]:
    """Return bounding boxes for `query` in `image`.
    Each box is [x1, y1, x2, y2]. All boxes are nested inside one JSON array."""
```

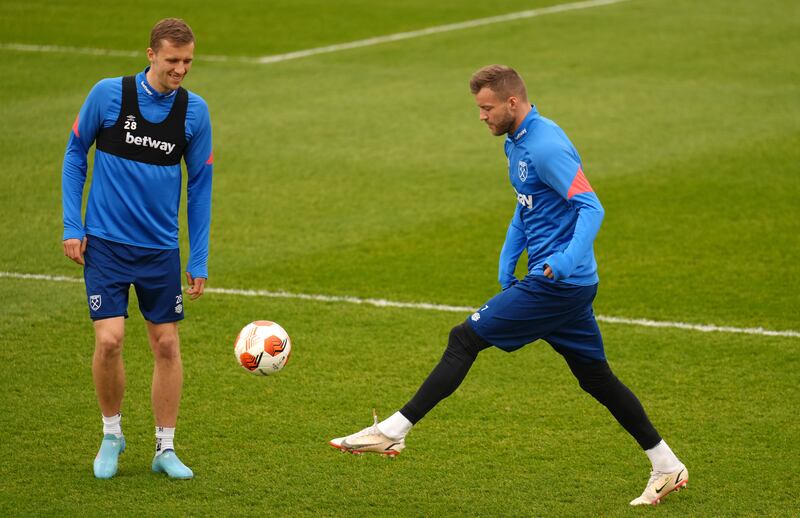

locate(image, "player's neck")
[[510, 104, 532, 134], [145, 69, 173, 95]]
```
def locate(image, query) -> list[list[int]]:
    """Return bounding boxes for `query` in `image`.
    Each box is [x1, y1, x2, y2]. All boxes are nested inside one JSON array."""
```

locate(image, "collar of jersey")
[[508, 105, 539, 145], [137, 68, 177, 100]]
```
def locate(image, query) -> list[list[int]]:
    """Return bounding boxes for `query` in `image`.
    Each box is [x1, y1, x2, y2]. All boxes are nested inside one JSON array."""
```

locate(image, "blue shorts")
[[83, 235, 184, 323], [468, 275, 605, 361]]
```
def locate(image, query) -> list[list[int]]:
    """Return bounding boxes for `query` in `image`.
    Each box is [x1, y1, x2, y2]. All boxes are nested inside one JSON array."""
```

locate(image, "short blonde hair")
[[149, 18, 194, 52], [469, 65, 528, 102]]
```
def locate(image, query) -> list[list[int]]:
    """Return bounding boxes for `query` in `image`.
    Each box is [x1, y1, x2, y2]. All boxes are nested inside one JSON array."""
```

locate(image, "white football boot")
[[630, 465, 688, 506], [329, 410, 405, 457]]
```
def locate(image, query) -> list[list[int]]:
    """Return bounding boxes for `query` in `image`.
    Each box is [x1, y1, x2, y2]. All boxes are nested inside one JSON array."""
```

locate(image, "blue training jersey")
[[498, 106, 604, 287], [62, 68, 213, 278]]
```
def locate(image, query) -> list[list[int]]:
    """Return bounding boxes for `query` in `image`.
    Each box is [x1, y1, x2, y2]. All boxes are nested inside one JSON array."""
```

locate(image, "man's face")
[[475, 87, 516, 136], [147, 40, 194, 92]]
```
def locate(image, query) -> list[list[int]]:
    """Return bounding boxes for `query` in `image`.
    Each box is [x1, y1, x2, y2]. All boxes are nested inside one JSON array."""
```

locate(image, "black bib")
[[96, 75, 188, 166]]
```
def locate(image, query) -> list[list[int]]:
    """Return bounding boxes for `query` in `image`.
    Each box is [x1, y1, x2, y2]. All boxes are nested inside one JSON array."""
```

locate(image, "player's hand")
[[543, 265, 554, 279], [63, 237, 87, 265], [185, 272, 206, 300]]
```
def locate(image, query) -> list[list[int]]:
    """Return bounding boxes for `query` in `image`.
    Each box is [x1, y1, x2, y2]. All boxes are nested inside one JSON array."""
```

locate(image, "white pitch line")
[[248, 0, 630, 64], [208, 286, 474, 313], [593, 315, 800, 338], [2, 271, 798, 339], [0, 0, 629, 65], [0, 43, 140, 59]]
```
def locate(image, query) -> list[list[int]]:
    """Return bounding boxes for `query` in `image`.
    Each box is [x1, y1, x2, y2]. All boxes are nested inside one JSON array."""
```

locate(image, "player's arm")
[[62, 81, 110, 264], [498, 203, 526, 289], [537, 146, 604, 281], [183, 96, 213, 299]]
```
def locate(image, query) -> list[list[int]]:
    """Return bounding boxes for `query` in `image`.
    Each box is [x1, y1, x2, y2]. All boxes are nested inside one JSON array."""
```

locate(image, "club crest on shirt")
[[518, 160, 528, 181], [89, 295, 102, 311]]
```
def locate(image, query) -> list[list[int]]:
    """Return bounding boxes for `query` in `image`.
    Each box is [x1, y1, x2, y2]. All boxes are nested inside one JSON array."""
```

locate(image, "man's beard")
[[493, 115, 515, 136]]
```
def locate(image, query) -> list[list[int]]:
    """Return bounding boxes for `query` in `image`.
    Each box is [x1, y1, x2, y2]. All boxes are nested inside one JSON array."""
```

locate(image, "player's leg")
[[329, 322, 492, 455], [562, 354, 662, 449], [399, 321, 492, 424], [93, 317, 126, 423], [547, 304, 686, 505], [84, 236, 131, 479], [146, 321, 192, 479], [134, 246, 192, 479], [147, 321, 182, 430], [564, 356, 688, 505], [384, 282, 546, 438], [92, 317, 128, 479], [329, 276, 582, 455], [329, 277, 561, 455]]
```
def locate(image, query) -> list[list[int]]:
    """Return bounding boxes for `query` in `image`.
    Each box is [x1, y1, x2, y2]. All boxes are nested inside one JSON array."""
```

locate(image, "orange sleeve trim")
[[567, 166, 593, 199]]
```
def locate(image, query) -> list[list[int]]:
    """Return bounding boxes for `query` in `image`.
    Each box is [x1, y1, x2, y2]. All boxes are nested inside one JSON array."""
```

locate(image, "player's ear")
[[146, 48, 156, 62]]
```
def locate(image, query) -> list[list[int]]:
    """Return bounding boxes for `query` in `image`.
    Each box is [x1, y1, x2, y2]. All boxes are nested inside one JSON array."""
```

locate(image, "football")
[[234, 321, 292, 376]]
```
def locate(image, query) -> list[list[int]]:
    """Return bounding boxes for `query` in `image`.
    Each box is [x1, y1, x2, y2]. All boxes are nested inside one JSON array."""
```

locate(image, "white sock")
[[155, 426, 175, 455], [377, 411, 413, 440], [102, 413, 122, 437], [645, 440, 683, 473]]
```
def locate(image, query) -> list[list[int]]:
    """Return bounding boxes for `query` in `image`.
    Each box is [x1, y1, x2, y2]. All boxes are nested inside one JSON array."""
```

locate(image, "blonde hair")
[[469, 65, 528, 101], [149, 18, 195, 51]]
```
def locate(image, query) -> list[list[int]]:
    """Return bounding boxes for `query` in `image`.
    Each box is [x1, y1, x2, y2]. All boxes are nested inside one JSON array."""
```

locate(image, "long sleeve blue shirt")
[[62, 68, 213, 278], [499, 106, 604, 287]]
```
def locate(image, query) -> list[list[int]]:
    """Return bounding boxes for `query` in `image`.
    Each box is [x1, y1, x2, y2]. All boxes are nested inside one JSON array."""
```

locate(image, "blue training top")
[[499, 106, 604, 287], [62, 68, 213, 279]]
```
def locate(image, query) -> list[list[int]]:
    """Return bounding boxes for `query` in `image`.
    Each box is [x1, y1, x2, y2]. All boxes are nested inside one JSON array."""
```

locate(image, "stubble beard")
[[493, 115, 516, 136]]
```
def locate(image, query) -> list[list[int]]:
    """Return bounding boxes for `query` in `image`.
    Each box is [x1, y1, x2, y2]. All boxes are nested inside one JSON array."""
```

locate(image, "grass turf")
[[0, 0, 798, 516]]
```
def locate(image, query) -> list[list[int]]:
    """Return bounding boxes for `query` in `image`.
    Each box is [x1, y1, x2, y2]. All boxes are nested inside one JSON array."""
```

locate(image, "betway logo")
[[125, 132, 176, 155], [515, 189, 533, 209]]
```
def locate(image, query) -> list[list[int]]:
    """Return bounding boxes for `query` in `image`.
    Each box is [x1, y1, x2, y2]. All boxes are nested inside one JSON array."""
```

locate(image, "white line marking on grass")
[[0, 43, 141, 59], [207, 286, 475, 313], [2, 272, 85, 283], [593, 315, 800, 338], [0, 0, 629, 64], [2, 271, 798, 338], [248, 0, 630, 64]]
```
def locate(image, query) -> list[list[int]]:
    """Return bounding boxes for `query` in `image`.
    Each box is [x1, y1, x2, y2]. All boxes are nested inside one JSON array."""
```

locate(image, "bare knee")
[[151, 332, 180, 362], [95, 329, 124, 360]]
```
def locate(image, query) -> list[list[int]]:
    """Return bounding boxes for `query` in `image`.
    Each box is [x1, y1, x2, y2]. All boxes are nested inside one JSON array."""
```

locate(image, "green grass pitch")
[[1, 0, 798, 516]]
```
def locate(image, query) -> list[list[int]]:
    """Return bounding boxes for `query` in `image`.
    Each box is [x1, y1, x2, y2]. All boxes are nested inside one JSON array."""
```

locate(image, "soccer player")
[[330, 65, 687, 506], [61, 18, 213, 480]]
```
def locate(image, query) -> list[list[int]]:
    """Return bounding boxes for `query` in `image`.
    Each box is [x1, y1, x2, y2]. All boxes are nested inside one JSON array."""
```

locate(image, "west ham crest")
[[518, 160, 528, 181], [89, 295, 102, 311]]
